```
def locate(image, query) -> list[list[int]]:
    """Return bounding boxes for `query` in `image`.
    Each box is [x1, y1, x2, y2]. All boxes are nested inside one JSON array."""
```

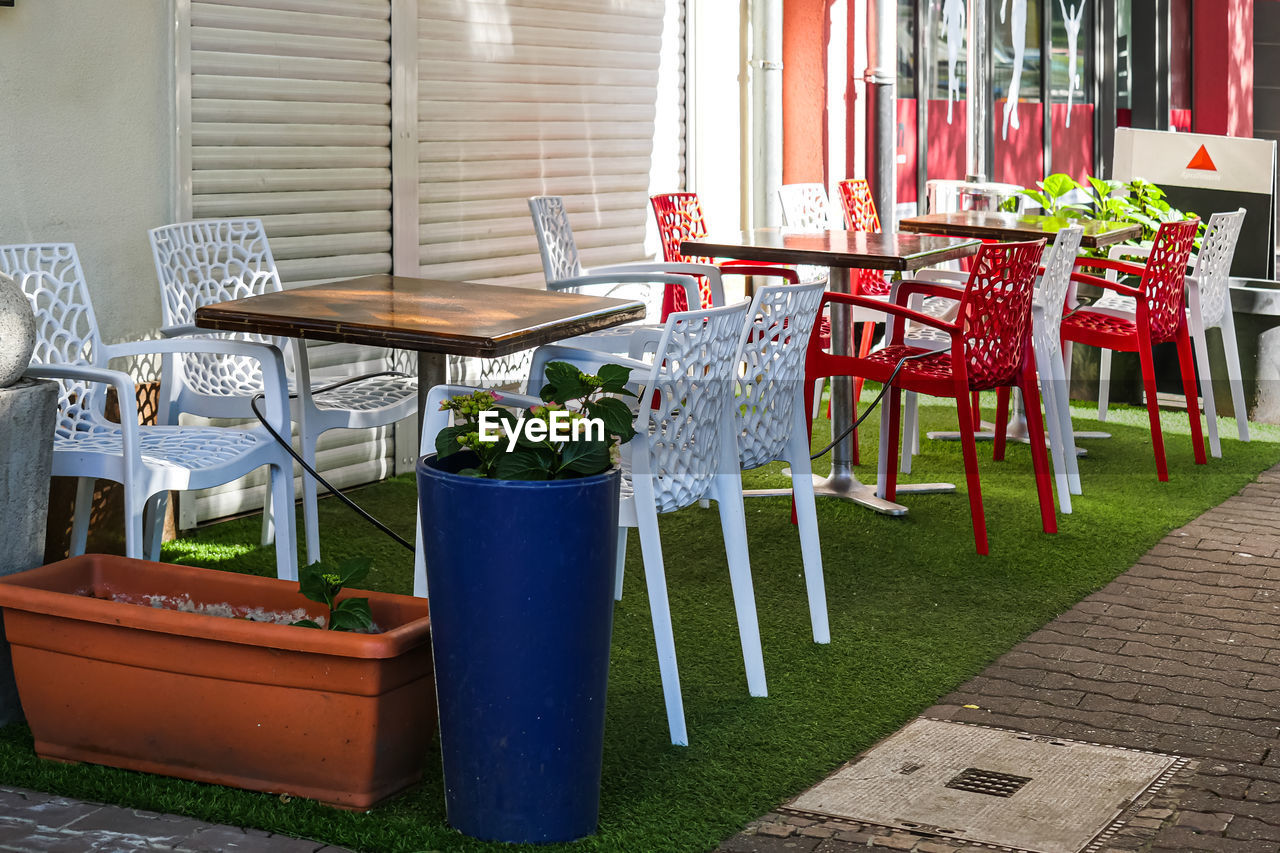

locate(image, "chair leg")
[[1219, 314, 1250, 442], [954, 384, 989, 555], [124, 484, 144, 561], [1190, 316, 1221, 458], [144, 492, 168, 562], [1051, 350, 1083, 495], [1175, 324, 1207, 465], [1098, 348, 1112, 422], [712, 477, 767, 698], [69, 478, 94, 556], [269, 461, 299, 582], [634, 499, 689, 746], [614, 526, 628, 601], [879, 386, 903, 502], [1137, 337, 1169, 482], [260, 480, 274, 548], [900, 391, 917, 475], [1034, 341, 1072, 513], [787, 408, 829, 644], [1018, 368, 1059, 534], [300, 425, 323, 566], [413, 503, 428, 597], [992, 387, 1010, 462]]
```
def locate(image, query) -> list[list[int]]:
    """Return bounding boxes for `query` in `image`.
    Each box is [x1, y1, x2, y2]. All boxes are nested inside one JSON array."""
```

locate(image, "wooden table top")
[[193, 275, 647, 358], [683, 229, 982, 270], [897, 211, 1142, 249]]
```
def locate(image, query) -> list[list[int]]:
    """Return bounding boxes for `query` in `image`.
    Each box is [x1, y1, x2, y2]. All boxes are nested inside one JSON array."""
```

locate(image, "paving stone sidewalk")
[[0, 786, 352, 852], [722, 465, 1280, 853]]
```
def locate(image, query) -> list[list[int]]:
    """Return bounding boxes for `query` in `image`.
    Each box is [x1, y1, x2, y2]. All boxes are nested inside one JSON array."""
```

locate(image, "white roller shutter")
[[418, 0, 685, 289], [178, 0, 399, 527]]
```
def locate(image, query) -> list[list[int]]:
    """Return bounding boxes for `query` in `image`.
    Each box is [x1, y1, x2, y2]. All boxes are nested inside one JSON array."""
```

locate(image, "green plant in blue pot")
[[416, 362, 636, 845]]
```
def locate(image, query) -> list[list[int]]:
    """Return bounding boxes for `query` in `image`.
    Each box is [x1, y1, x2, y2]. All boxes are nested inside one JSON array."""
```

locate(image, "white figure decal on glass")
[[1000, 0, 1026, 139], [942, 0, 966, 124], [1059, 0, 1085, 126]]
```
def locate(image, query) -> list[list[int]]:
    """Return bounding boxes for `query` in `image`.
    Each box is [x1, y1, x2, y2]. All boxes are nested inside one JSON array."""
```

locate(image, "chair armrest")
[[587, 262, 726, 307], [549, 271, 701, 311], [820, 291, 959, 337], [526, 345, 650, 398], [1069, 271, 1141, 298], [420, 384, 544, 457], [100, 338, 291, 431], [1073, 256, 1147, 278], [719, 261, 801, 284], [23, 364, 143, 468], [908, 270, 969, 285], [894, 279, 965, 304]]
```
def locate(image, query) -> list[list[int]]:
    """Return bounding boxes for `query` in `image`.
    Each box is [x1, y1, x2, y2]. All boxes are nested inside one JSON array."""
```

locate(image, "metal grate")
[[945, 767, 1032, 798]]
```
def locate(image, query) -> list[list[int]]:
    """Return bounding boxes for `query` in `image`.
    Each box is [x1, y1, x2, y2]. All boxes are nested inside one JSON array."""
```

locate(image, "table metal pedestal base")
[[745, 472, 954, 515]]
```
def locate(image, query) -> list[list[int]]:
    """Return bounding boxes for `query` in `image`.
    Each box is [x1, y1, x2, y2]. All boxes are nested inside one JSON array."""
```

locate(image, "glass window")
[[898, 0, 917, 98], [1049, 0, 1092, 105], [928, 0, 969, 106], [1116, 0, 1131, 109], [993, 0, 1043, 105]]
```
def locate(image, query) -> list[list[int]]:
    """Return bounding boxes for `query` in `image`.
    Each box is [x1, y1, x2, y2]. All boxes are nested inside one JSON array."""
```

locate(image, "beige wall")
[[0, 1, 172, 343]]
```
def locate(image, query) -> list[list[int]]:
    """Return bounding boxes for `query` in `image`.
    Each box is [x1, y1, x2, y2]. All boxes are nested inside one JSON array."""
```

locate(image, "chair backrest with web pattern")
[[0, 244, 112, 438], [528, 196, 584, 282], [735, 282, 826, 470], [649, 192, 717, 312], [1190, 209, 1245, 328], [149, 218, 284, 397], [956, 239, 1046, 389], [838, 179, 882, 232], [1034, 226, 1085, 350], [778, 184, 835, 230], [635, 301, 749, 514], [1138, 218, 1200, 344]]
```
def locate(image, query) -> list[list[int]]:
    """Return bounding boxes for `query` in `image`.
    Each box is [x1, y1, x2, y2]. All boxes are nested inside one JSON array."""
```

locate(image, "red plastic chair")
[[804, 239, 1055, 555], [1060, 218, 1205, 481], [650, 192, 799, 318]]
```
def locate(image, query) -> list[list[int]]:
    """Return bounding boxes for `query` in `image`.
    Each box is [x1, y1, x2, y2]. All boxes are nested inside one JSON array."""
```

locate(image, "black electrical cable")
[[810, 348, 940, 461], [249, 370, 415, 553]]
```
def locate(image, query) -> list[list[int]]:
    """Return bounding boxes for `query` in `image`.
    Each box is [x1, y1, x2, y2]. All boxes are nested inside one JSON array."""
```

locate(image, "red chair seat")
[[1060, 309, 1139, 342]]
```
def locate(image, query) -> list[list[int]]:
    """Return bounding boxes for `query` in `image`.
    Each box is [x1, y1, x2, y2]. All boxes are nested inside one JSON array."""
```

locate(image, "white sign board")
[[1113, 128, 1277, 278]]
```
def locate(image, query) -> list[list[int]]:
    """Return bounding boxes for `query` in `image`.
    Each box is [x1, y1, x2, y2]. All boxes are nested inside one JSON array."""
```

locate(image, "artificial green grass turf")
[[0, 396, 1276, 853]]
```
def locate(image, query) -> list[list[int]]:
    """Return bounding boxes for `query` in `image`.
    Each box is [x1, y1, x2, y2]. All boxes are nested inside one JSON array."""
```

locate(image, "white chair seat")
[[310, 374, 418, 413], [56, 426, 264, 470]]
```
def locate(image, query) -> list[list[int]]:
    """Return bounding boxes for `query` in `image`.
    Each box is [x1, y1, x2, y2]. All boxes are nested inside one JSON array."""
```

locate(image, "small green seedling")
[[292, 557, 374, 632]]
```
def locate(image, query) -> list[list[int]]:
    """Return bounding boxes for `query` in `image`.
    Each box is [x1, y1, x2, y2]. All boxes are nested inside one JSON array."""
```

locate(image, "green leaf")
[[434, 425, 471, 459], [597, 363, 633, 393], [330, 597, 374, 632], [339, 557, 371, 588], [588, 396, 637, 443], [1040, 173, 1078, 200], [291, 618, 323, 630], [297, 563, 333, 607], [493, 447, 554, 480], [560, 438, 611, 475], [541, 361, 591, 402]]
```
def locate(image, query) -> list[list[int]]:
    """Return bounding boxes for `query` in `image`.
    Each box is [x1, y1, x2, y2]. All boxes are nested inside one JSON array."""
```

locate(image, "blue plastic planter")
[[417, 452, 620, 844]]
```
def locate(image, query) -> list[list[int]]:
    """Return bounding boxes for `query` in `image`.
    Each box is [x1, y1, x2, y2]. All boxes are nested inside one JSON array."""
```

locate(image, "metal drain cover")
[[787, 718, 1185, 853]]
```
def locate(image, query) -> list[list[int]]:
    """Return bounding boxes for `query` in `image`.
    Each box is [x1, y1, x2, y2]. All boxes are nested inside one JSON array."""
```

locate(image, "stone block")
[[0, 378, 56, 725]]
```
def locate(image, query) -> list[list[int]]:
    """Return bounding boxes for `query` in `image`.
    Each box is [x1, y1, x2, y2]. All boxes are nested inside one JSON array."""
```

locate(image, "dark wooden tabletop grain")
[[194, 275, 647, 358], [683, 229, 982, 270], [897, 211, 1143, 248]]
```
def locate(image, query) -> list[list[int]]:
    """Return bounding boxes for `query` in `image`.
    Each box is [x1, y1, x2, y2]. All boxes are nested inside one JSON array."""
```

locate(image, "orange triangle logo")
[[1186, 144, 1217, 171]]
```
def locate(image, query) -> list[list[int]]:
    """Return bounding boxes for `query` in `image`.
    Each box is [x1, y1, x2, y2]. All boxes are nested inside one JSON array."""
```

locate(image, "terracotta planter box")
[[0, 554, 435, 810]]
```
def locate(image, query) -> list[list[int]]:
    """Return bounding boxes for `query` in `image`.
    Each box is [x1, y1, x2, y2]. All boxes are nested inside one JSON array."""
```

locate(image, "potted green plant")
[[416, 361, 636, 845], [0, 555, 434, 810]]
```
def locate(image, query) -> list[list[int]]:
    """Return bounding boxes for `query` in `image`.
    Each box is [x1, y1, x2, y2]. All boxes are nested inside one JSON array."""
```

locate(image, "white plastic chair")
[[419, 301, 758, 746], [149, 219, 418, 565], [528, 195, 722, 352], [1090, 209, 1248, 457], [894, 226, 1086, 513], [1, 244, 297, 579]]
